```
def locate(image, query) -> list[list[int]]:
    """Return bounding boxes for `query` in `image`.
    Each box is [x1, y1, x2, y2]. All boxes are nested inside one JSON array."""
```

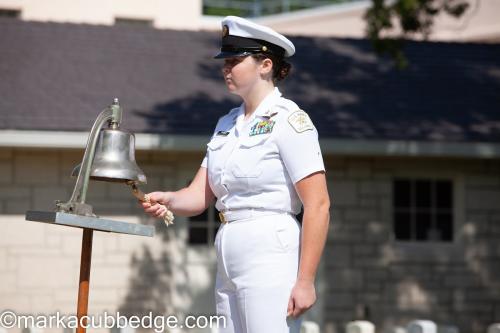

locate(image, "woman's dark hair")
[[251, 53, 292, 82]]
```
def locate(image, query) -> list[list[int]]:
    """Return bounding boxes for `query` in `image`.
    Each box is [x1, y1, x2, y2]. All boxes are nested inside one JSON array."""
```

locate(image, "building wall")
[[0, 147, 499, 332], [322, 155, 500, 333], [0, 147, 214, 333], [0, 0, 202, 30], [1, 0, 499, 42]]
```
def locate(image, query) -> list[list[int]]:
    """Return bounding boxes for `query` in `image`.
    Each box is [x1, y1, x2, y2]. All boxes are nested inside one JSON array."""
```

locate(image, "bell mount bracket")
[[55, 98, 123, 217]]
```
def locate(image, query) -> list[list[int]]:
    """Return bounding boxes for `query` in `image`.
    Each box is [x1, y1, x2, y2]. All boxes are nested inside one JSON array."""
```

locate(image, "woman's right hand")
[[140, 191, 173, 219]]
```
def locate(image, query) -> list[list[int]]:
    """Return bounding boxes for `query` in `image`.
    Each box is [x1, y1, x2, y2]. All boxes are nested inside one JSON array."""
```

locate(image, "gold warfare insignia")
[[288, 110, 313, 133], [263, 108, 278, 118], [249, 120, 276, 136], [222, 25, 229, 37]]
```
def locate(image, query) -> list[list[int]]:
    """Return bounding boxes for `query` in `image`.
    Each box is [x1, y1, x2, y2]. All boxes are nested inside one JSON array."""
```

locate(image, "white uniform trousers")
[[214, 211, 302, 333]]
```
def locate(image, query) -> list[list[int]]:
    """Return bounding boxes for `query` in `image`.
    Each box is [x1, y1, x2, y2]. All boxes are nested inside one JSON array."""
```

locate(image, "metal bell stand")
[[25, 98, 154, 333]]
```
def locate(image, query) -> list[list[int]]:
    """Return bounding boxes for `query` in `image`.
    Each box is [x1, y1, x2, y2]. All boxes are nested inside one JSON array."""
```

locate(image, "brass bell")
[[72, 129, 146, 184]]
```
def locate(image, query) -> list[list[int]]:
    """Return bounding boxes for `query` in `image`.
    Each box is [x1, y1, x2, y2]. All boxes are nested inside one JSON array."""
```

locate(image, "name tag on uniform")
[[216, 131, 230, 136], [249, 120, 275, 136]]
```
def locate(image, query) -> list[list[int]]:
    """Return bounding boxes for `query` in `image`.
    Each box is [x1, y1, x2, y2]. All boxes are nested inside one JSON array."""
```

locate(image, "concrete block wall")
[[0, 148, 210, 333], [2, 148, 500, 333], [322, 156, 500, 333]]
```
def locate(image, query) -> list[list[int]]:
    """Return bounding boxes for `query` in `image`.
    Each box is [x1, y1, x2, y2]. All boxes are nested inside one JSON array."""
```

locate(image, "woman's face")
[[222, 56, 261, 95]]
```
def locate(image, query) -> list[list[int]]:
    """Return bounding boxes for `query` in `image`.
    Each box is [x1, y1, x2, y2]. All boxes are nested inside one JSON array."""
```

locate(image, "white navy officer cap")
[[214, 16, 295, 59]]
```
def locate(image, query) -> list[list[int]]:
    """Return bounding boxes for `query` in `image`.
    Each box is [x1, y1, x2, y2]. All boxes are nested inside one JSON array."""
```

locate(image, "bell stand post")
[[77, 227, 93, 333]]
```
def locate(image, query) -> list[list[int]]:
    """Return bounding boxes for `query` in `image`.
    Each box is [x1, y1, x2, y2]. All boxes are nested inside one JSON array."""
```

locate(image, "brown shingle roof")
[[1, 18, 500, 142]]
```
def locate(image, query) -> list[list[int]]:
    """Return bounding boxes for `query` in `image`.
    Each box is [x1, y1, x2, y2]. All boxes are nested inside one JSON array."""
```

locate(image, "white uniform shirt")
[[201, 88, 325, 215]]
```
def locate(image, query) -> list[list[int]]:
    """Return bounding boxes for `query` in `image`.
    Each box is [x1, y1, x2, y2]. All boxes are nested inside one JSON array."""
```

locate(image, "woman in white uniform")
[[141, 16, 330, 333]]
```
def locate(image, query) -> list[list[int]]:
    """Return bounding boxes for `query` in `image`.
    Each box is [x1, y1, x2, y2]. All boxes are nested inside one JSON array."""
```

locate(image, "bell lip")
[[90, 175, 147, 184], [70, 164, 147, 184]]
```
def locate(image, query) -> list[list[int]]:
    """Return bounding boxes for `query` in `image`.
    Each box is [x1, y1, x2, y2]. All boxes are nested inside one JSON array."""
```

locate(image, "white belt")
[[218, 208, 290, 224]]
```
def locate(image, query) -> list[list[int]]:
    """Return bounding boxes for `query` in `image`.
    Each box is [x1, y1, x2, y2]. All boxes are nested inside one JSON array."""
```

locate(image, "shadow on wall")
[[118, 219, 179, 317], [116, 215, 218, 324]]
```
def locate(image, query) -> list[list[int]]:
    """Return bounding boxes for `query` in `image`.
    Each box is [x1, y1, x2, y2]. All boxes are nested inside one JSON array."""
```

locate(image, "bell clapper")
[[128, 182, 175, 227]]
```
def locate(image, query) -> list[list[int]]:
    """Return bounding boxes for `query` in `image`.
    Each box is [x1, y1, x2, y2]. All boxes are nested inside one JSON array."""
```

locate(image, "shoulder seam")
[[275, 97, 300, 113]]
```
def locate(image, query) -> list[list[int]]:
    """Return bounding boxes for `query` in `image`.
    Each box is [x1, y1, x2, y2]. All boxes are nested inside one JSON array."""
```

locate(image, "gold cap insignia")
[[262, 46, 268, 52], [222, 25, 229, 37]]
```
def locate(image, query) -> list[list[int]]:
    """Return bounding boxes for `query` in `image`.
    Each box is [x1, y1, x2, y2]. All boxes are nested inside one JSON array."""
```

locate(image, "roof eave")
[[1, 130, 499, 159]]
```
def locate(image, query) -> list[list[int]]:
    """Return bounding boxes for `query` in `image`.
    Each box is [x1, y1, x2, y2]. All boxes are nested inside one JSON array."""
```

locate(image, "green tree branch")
[[364, 0, 471, 67]]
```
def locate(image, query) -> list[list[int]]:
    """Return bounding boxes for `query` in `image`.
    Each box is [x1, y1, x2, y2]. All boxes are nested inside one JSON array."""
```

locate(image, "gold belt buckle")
[[219, 211, 227, 224]]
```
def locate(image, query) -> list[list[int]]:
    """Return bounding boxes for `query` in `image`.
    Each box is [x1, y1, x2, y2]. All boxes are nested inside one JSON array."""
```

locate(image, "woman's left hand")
[[287, 279, 316, 318]]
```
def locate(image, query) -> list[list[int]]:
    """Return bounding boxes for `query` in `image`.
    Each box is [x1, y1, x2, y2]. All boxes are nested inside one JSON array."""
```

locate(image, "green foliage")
[[203, 0, 352, 17], [364, 0, 470, 68], [204, 7, 244, 17]]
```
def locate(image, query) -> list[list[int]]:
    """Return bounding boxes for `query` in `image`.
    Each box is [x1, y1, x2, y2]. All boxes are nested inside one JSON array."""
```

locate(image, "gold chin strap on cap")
[[128, 182, 175, 227]]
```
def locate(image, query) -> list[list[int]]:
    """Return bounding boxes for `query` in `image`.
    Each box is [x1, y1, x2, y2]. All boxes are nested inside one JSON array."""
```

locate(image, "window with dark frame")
[[188, 205, 220, 246], [185, 178, 220, 246], [393, 178, 453, 242]]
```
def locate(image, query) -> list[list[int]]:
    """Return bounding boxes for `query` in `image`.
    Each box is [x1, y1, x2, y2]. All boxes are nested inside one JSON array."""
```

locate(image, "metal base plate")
[[25, 211, 154, 237]]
